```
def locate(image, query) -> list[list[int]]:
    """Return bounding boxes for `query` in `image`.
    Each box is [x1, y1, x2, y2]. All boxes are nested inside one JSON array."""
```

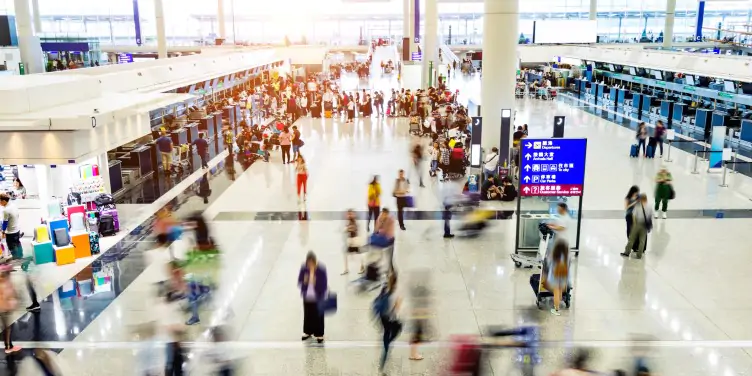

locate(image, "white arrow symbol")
[[556, 118, 564, 125], [525, 154, 531, 160], [524, 165, 531, 171], [523, 186, 530, 193], [523, 176, 530, 182], [525, 142, 532, 148]]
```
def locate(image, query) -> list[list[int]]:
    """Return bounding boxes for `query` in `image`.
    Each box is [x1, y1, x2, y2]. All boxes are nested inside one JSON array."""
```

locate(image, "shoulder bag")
[[641, 205, 653, 233]]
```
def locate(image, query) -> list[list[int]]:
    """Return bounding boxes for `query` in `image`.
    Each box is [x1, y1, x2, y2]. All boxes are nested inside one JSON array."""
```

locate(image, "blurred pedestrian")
[[654, 166, 673, 219], [551, 349, 595, 375], [367, 176, 381, 232], [374, 208, 396, 272], [546, 239, 570, 316], [0, 265, 20, 353], [374, 273, 402, 371], [621, 194, 652, 259], [342, 209, 363, 275], [411, 141, 425, 187], [295, 155, 309, 203], [392, 170, 410, 231], [298, 252, 328, 343], [409, 270, 432, 361]]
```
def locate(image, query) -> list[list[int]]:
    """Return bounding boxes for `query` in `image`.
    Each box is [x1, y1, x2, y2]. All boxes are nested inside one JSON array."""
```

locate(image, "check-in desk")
[[184, 122, 199, 143], [695, 109, 712, 140], [615, 88, 627, 113], [642, 95, 658, 121], [223, 106, 237, 129], [672, 103, 690, 131], [170, 127, 189, 147], [660, 100, 674, 127], [624, 93, 642, 119], [579, 80, 589, 101], [198, 115, 216, 139]]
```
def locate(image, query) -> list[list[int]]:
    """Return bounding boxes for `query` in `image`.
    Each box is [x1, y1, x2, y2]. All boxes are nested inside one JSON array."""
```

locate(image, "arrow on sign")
[[523, 176, 530, 183], [523, 187, 530, 193], [524, 165, 531, 171], [525, 142, 532, 148], [525, 154, 531, 160]]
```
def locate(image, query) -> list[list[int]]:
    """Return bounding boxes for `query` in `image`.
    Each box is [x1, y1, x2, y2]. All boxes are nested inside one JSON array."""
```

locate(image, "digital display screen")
[[653, 71, 663, 80], [469, 145, 480, 168], [533, 20, 598, 44], [724, 81, 736, 93], [685, 75, 695, 86]]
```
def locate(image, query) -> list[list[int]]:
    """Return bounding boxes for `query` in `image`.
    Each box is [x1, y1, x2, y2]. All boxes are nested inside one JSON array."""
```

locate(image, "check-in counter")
[[184, 122, 199, 143], [642, 95, 657, 121], [672, 103, 688, 129], [660, 100, 674, 127], [199, 115, 216, 139], [170, 127, 188, 146], [623, 92, 642, 119], [223, 106, 237, 129], [695, 109, 712, 140]]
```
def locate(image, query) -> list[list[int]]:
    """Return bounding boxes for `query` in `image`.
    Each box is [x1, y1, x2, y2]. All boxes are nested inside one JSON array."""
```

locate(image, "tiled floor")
[[7, 70, 752, 375]]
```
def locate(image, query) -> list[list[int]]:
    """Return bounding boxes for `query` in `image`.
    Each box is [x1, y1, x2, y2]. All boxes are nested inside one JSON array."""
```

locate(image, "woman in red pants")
[[295, 155, 308, 202]]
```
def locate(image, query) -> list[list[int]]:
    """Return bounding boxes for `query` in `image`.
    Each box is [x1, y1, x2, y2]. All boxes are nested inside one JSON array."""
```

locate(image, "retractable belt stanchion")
[[720, 161, 729, 188], [731, 149, 739, 174], [663, 139, 699, 163], [692, 150, 700, 174]]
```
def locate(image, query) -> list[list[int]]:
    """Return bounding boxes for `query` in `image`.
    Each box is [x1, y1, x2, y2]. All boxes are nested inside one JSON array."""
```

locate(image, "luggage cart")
[[510, 230, 550, 269]]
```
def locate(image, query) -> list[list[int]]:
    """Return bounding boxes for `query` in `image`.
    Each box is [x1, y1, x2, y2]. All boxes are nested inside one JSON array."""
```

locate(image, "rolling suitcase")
[[89, 231, 101, 254], [646, 145, 655, 158], [629, 144, 639, 158], [99, 208, 120, 232], [99, 215, 116, 236]]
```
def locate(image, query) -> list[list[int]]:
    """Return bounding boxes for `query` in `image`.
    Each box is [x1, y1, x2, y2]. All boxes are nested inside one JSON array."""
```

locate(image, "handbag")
[[318, 292, 338, 315], [667, 184, 676, 200], [369, 233, 391, 248], [404, 195, 415, 208], [642, 205, 653, 233]]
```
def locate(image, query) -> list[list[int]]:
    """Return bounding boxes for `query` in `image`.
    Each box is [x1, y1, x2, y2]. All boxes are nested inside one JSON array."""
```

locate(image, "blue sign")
[[118, 53, 134, 64], [133, 0, 142, 46], [411, 51, 422, 61], [519, 138, 588, 197]]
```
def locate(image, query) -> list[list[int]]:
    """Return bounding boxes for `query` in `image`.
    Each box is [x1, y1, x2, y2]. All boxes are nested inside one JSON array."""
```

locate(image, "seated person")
[[499, 177, 518, 202], [481, 175, 503, 200]]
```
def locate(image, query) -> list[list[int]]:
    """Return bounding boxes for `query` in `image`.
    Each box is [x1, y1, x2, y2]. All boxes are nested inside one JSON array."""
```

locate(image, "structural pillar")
[[30, 0, 41, 33], [402, 0, 412, 61], [663, 0, 676, 49], [422, 0, 438, 88], [694, 0, 706, 41], [589, 0, 597, 21], [154, 0, 168, 59], [217, 0, 226, 41], [98, 153, 112, 194], [13, 0, 44, 74], [481, 0, 519, 165]]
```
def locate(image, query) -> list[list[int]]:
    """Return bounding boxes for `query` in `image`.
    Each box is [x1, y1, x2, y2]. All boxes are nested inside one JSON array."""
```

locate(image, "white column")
[[31, 0, 42, 33], [98, 153, 111, 194], [422, 0, 438, 88], [481, 0, 518, 163], [589, 0, 597, 21], [217, 0, 226, 41], [13, 0, 44, 74], [403, 0, 411, 43], [663, 0, 676, 48], [154, 0, 168, 59]]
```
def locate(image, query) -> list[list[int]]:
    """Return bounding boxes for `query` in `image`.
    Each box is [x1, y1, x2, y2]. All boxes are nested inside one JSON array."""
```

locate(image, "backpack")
[[372, 291, 391, 318]]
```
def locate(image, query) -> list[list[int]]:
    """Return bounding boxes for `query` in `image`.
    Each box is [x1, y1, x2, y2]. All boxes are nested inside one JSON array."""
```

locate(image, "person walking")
[[624, 185, 641, 254], [346, 98, 355, 123], [298, 252, 328, 343], [295, 155, 309, 202], [292, 125, 303, 161], [1, 193, 23, 260], [375, 273, 402, 371], [279, 127, 292, 164], [393, 170, 410, 231], [342, 209, 364, 275], [654, 120, 666, 157], [191, 132, 210, 169], [653, 167, 673, 219], [546, 239, 570, 316], [374, 208, 396, 272], [411, 142, 425, 188], [621, 194, 652, 259], [636, 122, 648, 157], [429, 142, 439, 177], [156, 131, 174, 173], [367, 176, 381, 232], [0, 265, 21, 353]]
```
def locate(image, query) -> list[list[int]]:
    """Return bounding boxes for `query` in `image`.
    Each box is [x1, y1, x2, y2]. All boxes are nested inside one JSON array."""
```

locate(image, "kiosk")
[[513, 138, 587, 258]]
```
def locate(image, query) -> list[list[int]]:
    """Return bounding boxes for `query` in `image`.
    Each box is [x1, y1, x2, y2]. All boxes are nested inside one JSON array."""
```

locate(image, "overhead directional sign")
[[519, 138, 588, 197]]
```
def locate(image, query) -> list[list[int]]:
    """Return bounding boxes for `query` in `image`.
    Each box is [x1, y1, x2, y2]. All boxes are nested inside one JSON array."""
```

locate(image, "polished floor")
[[7, 70, 752, 375]]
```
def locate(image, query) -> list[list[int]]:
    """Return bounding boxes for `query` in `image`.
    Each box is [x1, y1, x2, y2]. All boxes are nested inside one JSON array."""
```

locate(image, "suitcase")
[[530, 273, 571, 310], [629, 144, 639, 158], [89, 231, 101, 254], [646, 145, 655, 158], [311, 107, 321, 118], [99, 215, 116, 236], [325, 110, 332, 118], [99, 208, 120, 231]]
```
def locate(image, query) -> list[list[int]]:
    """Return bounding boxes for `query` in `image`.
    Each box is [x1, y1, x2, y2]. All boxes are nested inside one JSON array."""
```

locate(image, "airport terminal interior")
[[2, 0, 752, 375]]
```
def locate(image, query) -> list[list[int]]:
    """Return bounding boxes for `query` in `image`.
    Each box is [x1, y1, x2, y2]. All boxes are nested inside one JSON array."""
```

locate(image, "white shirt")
[[1, 203, 19, 234], [483, 153, 499, 171], [323, 91, 333, 102], [552, 212, 574, 246]]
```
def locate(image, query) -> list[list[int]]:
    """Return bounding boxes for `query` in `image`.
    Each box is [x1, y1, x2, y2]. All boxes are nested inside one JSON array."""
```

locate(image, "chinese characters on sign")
[[519, 139, 587, 197]]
